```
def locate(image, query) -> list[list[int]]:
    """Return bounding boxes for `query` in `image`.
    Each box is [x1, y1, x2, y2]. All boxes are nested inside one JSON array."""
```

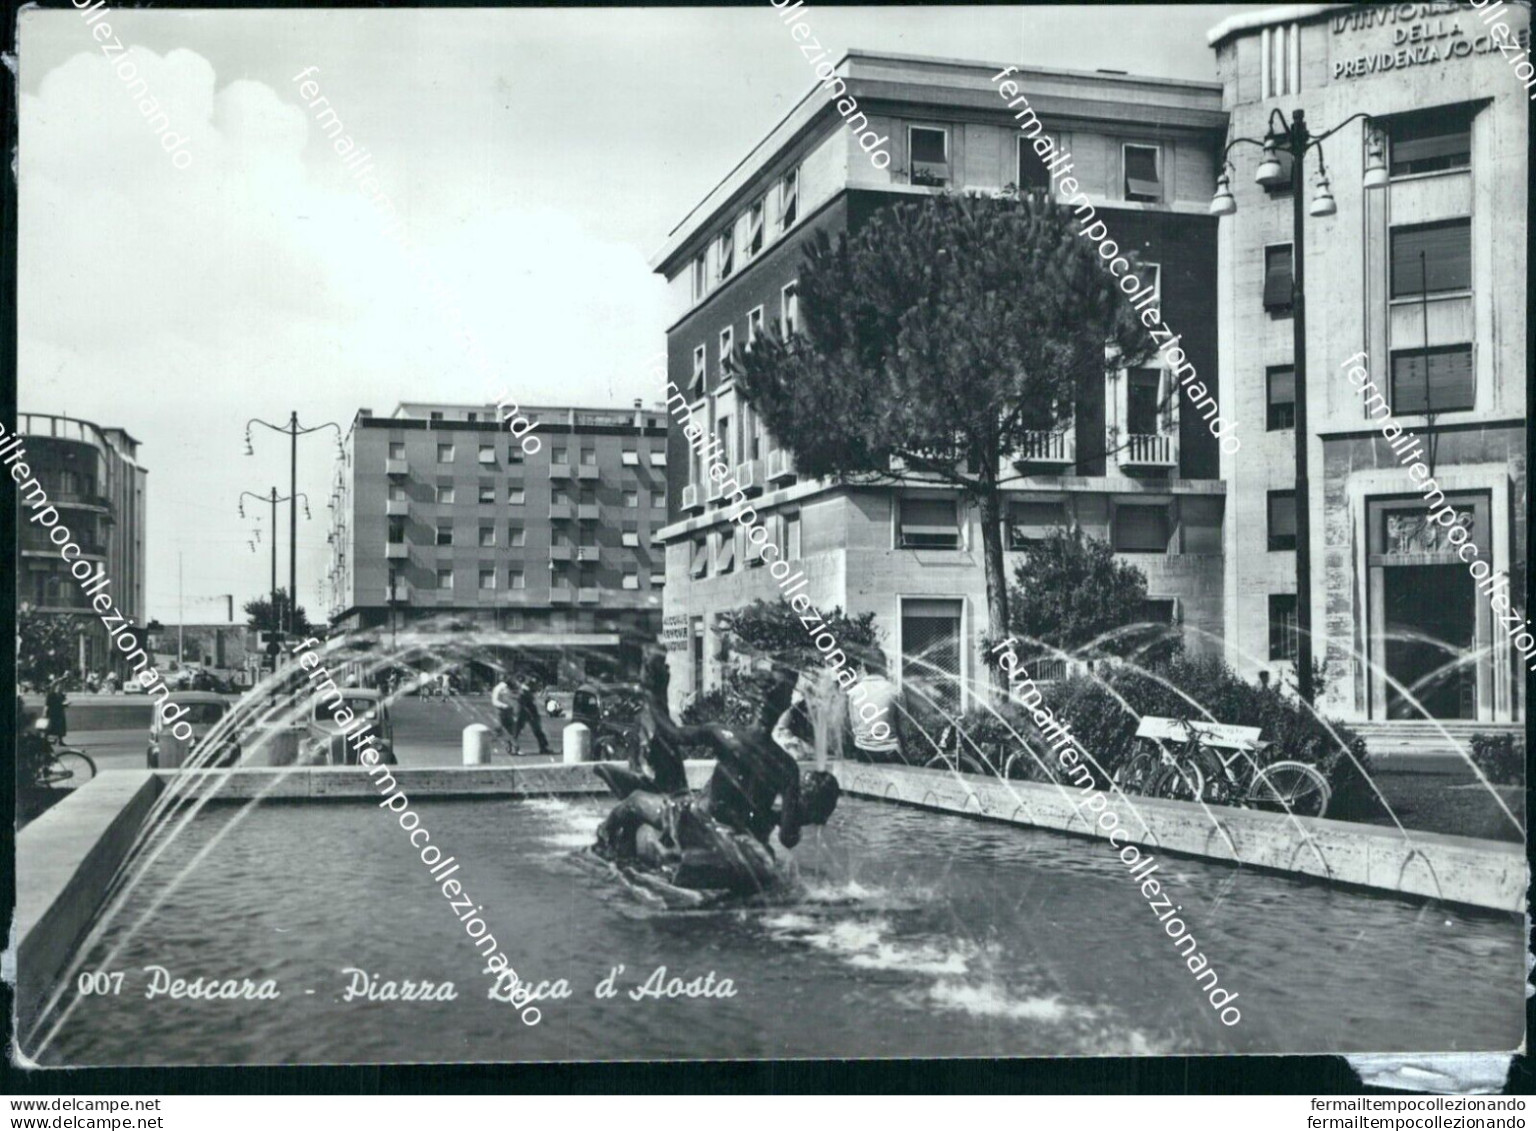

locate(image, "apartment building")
[[327, 401, 668, 677], [651, 51, 1229, 717], [15, 412, 148, 678], [1210, 2, 1529, 723]]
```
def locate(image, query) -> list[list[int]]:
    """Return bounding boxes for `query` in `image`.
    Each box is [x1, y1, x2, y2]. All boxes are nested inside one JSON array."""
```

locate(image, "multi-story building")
[[1209, 3, 1528, 724], [327, 401, 668, 680], [16, 412, 148, 678], [651, 51, 1229, 716]]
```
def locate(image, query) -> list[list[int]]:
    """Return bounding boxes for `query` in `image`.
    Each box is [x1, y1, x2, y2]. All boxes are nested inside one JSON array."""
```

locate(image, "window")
[[388, 442, 405, 459], [389, 483, 407, 502], [1262, 21, 1300, 98], [552, 486, 569, 506], [745, 199, 765, 259], [479, 526, 495, 547], [1016, 136, 1051, 192], [1126, 368, 1162, 435], [779, 167, 799, 231], [1390, 219, 1471, 299], [551, 446, 568, 465], [747, 306, 765, 349], [651, 572, 666, 588], [479, 569, 496, 591], [436, 484, 455, 504], [1268, 594, 1299, 661], [1266, 366, 1296, 430], [1388, 106, 1472, 177], [621, 527, 640, 547], [507, 487, 525, 505], [652, 491, 666, 508], [1141, 263, 1161, 303], [909, 126, 949, 186], [1139, 599, 1176, 626], [1263, 244, 1293, 312], [717, 229, 735, 282], [508, 568, 525, 590], [1007, 501, 1066, 550], [478, 483, 495, 504], [785, 512, 802, 560], [429, 411, 443, 422], [901, 598, 963, 715], [1267, 491, 1297, 551], [436, 523, 453, 546], [1123, 144, 1162, 203], [507, 526, 525, 546], [387, 517, 405, 543], [691, 345, 707, 393], [715, 529, 736, 574], [478, 444, 496, 463], [718, 326, 735, 370], [437, 444, 454, 462], [466, 412, 477, 423], [898, 497, 960, 549], [580, 448, 597, 466], [691, 253, 707, 302], [781, 282, 799, 338], [622, 571, 640, 591], [690, 537, 709, 578], [437, 568, 453, 590], [623, 490, 640, 508], [1391, 345, 1475, 413], [1112, 505, 1170, 552]]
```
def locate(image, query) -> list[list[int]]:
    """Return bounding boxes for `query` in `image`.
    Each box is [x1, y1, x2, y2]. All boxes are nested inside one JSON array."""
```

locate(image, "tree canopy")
[[243, 588, 313, 636]]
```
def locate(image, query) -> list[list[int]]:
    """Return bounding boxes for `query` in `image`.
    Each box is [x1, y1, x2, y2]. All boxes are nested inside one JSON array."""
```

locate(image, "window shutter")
[[1391, 346, 1475, 413], [1391, 220, 1471, 298], [1263, 246, 1293, 309], [1113, 505, 1169, 552]]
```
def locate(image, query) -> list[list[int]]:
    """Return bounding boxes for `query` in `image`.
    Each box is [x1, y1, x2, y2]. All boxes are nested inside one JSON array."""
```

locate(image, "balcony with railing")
[[575, 546, 601, 563], [577, 587, 602, 604], [385, 542, 409, 560], [734, 459, 764, 496], [549, 503, 574, 519], [549, 545, 575, 561], [1117, 430, 1177, 469], [1015, 429, 1075, 468], [680, 483, 704, 513], [577, 465, 601, 481], [576, 503, 601, 520], [550, 587, 575, 604], [766, 449, 795, 483]]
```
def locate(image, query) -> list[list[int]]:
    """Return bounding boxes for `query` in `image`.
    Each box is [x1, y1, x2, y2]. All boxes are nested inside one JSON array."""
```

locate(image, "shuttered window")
[[1390, 219, 1471, 298], [1008, 501, 1066, 550], [1389, 106, 1472, 176], [1123, 145, 1161, 203], [1267, 491, 1297, 551], [1390, 345, 1474, 413], [1263, 245, 1293, 311], [1266, 366, 1295, 431], [898, 497, 960, 549], [1112, 505, 1169, 553], [690, 538, 709, 579]]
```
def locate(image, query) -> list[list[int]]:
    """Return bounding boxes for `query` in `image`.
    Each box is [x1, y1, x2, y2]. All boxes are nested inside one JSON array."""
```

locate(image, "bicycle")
[[21, 730, 97, 790], [1140, 716, 1332, 817]]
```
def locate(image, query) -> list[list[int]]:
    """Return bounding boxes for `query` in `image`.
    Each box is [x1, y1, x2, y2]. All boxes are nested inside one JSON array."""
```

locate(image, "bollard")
[[463, 723, 492, 766], [563, 721, 591, 765]]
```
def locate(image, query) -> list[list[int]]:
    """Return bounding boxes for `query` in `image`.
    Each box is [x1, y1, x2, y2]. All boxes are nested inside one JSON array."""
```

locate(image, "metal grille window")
[[1266, 366, 1296, 431], [901, 598, 963, 714], [1267, 491, 1297, 551], [1388, 106, 1472, 176], [1123, 144, 1162, 203], [1112, 505, 1169, 553], [1008, 501, 1067, 550], [1390, 219, 1471, 298], [1268, 594, 1298, 661], [899, 497, 960, 549], [1390, 345, 1474, 413], [1263, 245, 1293, 312]]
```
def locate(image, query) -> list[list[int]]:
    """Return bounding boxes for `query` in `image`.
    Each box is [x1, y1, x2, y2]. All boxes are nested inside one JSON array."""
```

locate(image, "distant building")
[[147, 622, 258, 684], [16, 413, 147, 678], [650, 51, 1228, 716], [1209, 3, 1528, 723], [326, 401, 669, 680]]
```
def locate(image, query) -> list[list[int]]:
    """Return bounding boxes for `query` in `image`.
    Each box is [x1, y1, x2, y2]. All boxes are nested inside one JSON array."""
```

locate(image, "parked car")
[[147, 691, 239, 769], [304, 688, 395, 765]]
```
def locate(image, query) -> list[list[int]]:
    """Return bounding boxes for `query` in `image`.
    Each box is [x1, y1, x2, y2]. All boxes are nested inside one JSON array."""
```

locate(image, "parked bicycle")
[[1113, 716, 1331, 818], [20, 724, 98, 791]]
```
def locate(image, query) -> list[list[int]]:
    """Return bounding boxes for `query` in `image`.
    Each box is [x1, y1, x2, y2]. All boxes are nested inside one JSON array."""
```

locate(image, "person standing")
[[844, 649, 904, 764], [490, 671, 519, 757], [44, 680, 69, 743], [512, 671, 552, 756]]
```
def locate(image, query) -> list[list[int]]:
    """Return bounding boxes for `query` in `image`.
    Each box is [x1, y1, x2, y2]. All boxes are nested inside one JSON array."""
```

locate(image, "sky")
[[17, 3, 1252, 623]]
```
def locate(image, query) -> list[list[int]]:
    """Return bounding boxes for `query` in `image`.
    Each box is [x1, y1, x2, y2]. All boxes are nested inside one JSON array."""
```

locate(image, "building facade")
[[327, 401, 668, 678], [652, 51, 1230, 717], [1210, 2, 1529, 722], [16, 412, 148, 678]]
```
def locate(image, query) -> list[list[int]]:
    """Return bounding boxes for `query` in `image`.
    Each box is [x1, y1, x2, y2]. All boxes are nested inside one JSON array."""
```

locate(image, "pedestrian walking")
[[512, 671, 552, 756], [44, 679, 69, 743], [491, 670, 519, 757]]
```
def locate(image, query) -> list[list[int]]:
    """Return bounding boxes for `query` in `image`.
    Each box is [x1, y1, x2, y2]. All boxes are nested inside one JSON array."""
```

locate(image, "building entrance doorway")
[[1382, 564, 1475, 719]]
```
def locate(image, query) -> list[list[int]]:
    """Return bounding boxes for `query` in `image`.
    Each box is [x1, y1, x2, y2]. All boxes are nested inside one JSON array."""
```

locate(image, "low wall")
[[833, 762, 1527, 914]]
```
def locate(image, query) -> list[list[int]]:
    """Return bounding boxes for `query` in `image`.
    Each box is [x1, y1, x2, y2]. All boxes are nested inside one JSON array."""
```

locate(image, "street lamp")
[[1211, 108, 1386, 705], [245, 413, 343, 635], [238, 488, 311, 639]]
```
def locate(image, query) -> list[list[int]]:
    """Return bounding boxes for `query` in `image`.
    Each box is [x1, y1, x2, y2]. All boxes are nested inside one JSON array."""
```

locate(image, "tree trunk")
[[976, 487, 1011, 698]]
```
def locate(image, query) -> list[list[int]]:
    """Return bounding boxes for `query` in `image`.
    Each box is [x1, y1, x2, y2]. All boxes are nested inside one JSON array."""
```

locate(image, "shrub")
[[1469, 733, 1524, 786]]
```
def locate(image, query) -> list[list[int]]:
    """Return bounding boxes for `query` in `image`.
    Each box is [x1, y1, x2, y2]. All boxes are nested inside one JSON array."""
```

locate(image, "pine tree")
[[733, 191, 1155, 683]]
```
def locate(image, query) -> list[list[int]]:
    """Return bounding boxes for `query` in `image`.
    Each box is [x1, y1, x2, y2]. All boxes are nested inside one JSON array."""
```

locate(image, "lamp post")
[[1210, 108, 1387, 705], [239, 488, 311, 640], [244, 413, 343, 635]]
